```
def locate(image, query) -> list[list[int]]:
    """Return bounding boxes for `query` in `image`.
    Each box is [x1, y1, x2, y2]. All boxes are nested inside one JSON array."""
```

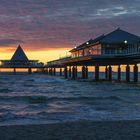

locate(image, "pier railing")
[[0, 60, 45, 68], [47, 56, 71, 67]]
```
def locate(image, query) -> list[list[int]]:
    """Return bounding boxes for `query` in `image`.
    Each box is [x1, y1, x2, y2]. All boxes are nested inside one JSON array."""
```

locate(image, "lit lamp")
[[124, 40, 127, 44], [86, 42, 89, 45]]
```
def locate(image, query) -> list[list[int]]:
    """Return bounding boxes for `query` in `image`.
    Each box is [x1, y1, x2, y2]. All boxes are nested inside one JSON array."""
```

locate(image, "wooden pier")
[[46, 29, 140, 83], [46, 54, 140, 83], [0, 45, 45, 74]]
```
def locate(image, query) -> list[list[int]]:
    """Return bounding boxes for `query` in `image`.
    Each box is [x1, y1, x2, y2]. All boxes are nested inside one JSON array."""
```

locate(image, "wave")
[[0, 88, 13, 93], [112, 88, 140, 92], [0, 111, 37, 122], [23, 84, 37, 87], [41, 96, 123, 102], [0, 112, 17, 122], [34, 77, 65, 84], [0, 95, 47, 104], [25, 79, 35, 82], [0, 95, 125, 104], [0, 110, 67, 122]]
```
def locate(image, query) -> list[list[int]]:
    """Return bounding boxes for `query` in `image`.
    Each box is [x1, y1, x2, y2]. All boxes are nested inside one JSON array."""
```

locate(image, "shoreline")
[[1, 120, 140, 140]]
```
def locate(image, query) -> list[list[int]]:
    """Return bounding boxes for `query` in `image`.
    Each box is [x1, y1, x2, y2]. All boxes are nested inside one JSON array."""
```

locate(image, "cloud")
[[0, 39, 24, 46], [0, 0, 139, 51]]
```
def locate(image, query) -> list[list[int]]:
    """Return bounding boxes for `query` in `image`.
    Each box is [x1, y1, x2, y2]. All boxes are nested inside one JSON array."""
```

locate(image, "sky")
[[0, 0, 140, 62]]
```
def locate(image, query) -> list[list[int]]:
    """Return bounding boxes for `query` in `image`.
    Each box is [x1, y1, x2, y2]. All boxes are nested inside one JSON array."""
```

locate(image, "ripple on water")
[[0, 88, 13, 93], [0, 73, 140, 125]]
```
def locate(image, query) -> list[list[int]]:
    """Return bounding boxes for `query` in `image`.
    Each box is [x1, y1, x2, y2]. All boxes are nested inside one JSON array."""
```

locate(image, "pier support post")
[[60, 68, 62, 76], [42, 68, 45, 73], [69, 66, 71, 78], [72, 66, 76, 79], [28, 68, 32, 74], [105, 66, 108, 80], [13, 68, 16, 74], [49, 68, 51, 75], [50, 68, 52, 75], [82, 66, 85, 79], [46, 68, 48, 74], [64, 67, 68, 79], [108, 65, 112, 81], [75, 66, 78, 78], [118, 65, 121, 81], [134, 64, 138, 82], [53, 68, 56, 76], [85, 66, 88, 79], [126, 64, 130, 82], [52, 68, 54, 75], [95, 65, 99, 81]]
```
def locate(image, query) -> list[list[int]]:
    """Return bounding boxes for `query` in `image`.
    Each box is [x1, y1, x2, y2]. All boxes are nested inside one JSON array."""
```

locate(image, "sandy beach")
[[0, 120, 140, 140]]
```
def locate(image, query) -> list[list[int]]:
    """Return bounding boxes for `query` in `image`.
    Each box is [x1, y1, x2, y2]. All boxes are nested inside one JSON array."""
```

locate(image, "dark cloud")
[[0, 0, 139, 50], [0, 39, 24, 46]]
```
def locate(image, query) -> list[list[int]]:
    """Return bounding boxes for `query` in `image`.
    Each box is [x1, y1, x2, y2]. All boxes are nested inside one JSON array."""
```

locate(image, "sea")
[[0, 72, 140, 126]]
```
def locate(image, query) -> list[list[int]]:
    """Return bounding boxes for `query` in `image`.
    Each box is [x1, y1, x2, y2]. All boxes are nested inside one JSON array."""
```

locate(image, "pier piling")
[[134, 64, 138, 82], [53, 68, 56, 76], [82, 66, 85, 79], [75, 66, 78, 78], [118, 65, 121, 81], [105, 66, 108, 80], [64, 67, 68, 79], [60, 68, 62, 76], [126, 64, 130, 82], [72, 66, 76, 79], [28, 68, 32, 74], [108, 65, 112, 81], [95, 65, 99, 81], [69, 66, 71, 78], [13, 68, 16, 74], [85, 66, 88, 79], [46, 68, 48, 74], [50, 68, 53, 75]]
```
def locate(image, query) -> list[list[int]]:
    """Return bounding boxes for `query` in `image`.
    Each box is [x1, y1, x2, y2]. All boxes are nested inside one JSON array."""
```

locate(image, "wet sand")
[[0, 120, 140, 140]]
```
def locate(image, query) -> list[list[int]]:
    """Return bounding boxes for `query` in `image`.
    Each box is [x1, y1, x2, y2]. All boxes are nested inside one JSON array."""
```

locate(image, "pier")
[[0, 45, 45, 74], [46, 29, 140, 83]]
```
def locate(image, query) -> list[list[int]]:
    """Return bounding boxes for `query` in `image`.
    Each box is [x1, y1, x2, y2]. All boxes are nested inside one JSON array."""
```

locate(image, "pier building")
[[46, 28, 140, 82], [0, 45, 44, 73], [70, 28, 140, 57]]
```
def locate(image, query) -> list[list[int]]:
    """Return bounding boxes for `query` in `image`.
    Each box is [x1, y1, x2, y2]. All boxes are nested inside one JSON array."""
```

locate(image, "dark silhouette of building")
[[0, 45, 42, 68], [46, 28, 140, 83], [70, 28, 140, 57], [11, 45, 29, 61]]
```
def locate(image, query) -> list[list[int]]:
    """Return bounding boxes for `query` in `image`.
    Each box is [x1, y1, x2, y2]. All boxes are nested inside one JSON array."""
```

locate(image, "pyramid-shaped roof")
[[100, 28, 140, 44], [11, 45, 29, 61]]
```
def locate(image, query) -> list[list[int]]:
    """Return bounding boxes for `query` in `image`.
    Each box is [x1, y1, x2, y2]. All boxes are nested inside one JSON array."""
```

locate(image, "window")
[[79, 50, 83, 56]]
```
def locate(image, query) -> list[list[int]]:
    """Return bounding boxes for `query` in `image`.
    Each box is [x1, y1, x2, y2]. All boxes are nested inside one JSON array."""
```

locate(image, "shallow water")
[[0, 73, 140, 126]]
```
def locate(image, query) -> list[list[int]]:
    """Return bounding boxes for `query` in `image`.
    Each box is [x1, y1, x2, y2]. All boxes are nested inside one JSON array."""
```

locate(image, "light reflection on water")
[[0, 73, 140, 125]]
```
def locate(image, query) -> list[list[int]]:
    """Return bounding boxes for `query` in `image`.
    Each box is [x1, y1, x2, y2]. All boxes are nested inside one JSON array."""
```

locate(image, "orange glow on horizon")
[[0, 47, 71, 63], [0, 45, 140, 72], [26, 49, 71, 63]]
